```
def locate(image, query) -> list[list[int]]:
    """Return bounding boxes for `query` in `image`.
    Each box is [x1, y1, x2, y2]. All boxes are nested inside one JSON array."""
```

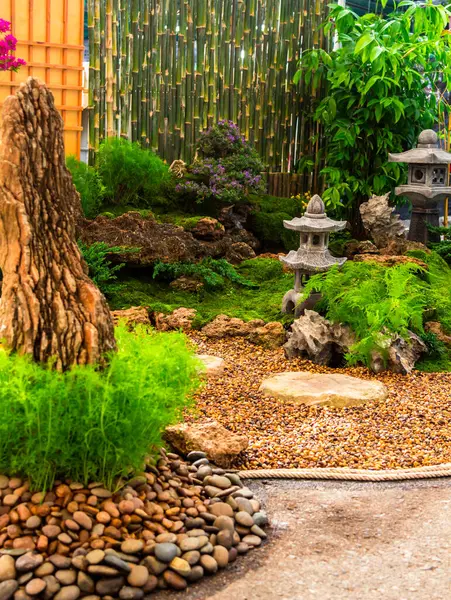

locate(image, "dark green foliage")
[[78, 241, 125, 297], [303, 261, 427, 366], [66, 156, 104, 218], [97, 138, 171, 207], [153, 258, 257, 290], [248, 195, 303, 252], [419, 331, 447, 360], [296, 2, 451, 216], [428, 225, 451, 265], [328, 231, 354, 257], [0, 324, 200, 489], [109, 258, 293, 327]]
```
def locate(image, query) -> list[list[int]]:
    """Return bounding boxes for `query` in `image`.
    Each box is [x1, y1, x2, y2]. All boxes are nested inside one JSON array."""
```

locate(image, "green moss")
[[109, 257, 294, 327], [247, 195, 303, 252], [416, 353, 451, 373], [100, 205, 155, 219]]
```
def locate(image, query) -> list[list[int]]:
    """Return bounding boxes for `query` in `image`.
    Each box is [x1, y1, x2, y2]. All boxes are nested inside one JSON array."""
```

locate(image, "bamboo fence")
[[88, 0, 329, 174]]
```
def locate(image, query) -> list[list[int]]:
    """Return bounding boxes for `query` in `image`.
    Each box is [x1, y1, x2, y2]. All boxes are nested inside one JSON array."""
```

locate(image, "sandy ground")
[[159, 478, 451, 600]]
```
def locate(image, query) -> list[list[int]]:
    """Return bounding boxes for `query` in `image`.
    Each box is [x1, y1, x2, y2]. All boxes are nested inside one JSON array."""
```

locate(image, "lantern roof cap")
[[389, 129, 451, 165], [283, 194, 347, 232]]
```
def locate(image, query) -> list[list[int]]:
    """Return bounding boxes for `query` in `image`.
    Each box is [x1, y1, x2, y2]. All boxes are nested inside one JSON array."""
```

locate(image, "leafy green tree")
[[296, 1, 451, 234]]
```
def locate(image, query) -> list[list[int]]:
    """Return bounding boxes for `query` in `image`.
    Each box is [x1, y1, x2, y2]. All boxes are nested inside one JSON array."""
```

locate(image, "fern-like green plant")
[[78, 241, 126, 297], [302, 261, 427, 366], [153, 257, 257, 290]]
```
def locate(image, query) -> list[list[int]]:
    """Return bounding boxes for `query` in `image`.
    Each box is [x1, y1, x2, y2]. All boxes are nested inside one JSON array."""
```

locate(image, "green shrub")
[[78, 241, 126, 297], [0, 324, 200, 489], [303, 261, 427, 367], [66, 156, 104, 218], [153, 257, 257, 290], [428, 225, 451, 265], [97, 138, 171, 207], [247, 195, 303, 251]]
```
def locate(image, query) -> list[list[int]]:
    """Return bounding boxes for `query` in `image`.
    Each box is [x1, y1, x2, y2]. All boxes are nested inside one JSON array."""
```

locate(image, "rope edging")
[[238, 463, 451, 482]]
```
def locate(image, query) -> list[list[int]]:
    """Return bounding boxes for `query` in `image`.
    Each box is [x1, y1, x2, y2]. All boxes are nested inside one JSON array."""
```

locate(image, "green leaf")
[[354, 33, 373, 55]]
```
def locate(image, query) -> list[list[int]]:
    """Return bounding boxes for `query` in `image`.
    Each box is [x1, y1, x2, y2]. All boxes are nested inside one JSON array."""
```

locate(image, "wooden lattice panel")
[[0, 0, 84, 157]]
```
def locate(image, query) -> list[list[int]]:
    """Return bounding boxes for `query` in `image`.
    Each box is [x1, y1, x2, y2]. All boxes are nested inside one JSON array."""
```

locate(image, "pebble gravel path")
[[191, 336, 451, 471]]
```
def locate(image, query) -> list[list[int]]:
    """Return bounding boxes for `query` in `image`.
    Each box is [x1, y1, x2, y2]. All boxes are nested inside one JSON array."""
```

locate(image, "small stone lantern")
[[389, 129, 451, 244], [280, 194, 347, 315]]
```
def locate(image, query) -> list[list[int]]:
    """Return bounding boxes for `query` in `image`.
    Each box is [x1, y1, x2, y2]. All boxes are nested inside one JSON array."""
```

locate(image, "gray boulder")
[[359, 193, 406, 249]]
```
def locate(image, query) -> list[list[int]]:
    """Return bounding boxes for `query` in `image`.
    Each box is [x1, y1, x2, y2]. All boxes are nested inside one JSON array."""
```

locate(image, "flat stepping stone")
[[196, 355, 225, 377], [259, 372, 388, 408]]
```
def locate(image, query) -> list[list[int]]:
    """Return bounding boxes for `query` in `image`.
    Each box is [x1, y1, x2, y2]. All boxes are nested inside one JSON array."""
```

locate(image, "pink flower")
[[0, 18, 25, 71], [0, 19, 11, 34]]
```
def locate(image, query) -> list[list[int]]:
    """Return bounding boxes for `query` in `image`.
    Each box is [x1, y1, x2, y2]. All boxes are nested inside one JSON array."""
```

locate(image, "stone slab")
[[196, 355, 225, 377], [259, 372, 388, 408]]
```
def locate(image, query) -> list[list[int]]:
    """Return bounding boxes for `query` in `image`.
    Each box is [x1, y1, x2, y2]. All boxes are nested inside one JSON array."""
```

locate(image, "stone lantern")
[[388, 129, 451, 244], [280, 194, 347, 315]]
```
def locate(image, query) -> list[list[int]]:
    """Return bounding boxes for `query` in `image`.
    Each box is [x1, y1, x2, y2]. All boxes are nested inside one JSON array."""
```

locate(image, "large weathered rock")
[[344, 240, 379, 258], [259, 372, 388, 408], [169, 276, 204, 293], [190, 218, 225, 241], [370, 331, 427, 375], [0, 78, 116, 369], [201, 315, 285, 348], [359, 194, 406, 249], [154, 308, 197, 332], [195, 355, 225, 377], [111, 306, 151, 328], [164, 419, 248, 467], [79, 212, 258, 268], [284, 310, 355, 366], [225, 242, 256, 264]]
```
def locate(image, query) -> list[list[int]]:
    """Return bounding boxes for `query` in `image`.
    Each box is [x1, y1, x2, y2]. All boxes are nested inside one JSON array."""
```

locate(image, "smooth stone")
[[181, 551, 200, 566], [95, 577, 125, 596], [162, 571, 187, 591], [73, 511, 92, 531], [155, 534, 177, 544], [236, 542, 250, 554], [86, 550, 105, 565], [199, 555, 218, 575], [154, 544, 178, 563], [127, 566, 148, 588], [186, 451, 207, 462], [0, 556, 16, 583], [0, 476, 8, 490], [25, 517, 41, 530], [0, 580, 18, 600], [103, 556, 131, 574], [235, 498, 254, 515], [179, 538, 200, 552], [251, 524, 267, 539], [88, 566, 119, 576], [90, 488, 112, 499], [71, 557, 88, 571], [259, 371, 388, 407], [224, 473, 243, 488], [0, 551, 27, 558], [216, 530, 234, 549], [213, 516, 235, 531], [204, 475, 232, 490], [17, 573, 33, 585], [192, 458, 210, 468], [195, 466, 212, 480], [213, 546, 229, 568], [142, 557, 166, 576], [204, 486, 223, 498], [25, 579, 46, 596], [242, 535, 262, 547], [186, 565, 204, 582], [53, 586, 80, 600], [41, 575, 60, 598], [119, 587, 144, 600], [209, 503, 234, 518], [104, 550, 139, 564], [231, 488, 254, 499], [252, 511, 269, 527], [235, 511, 254, 527], [228, 547, 238, 562], [42, 525, 61, 539], [55, 570, 77, 585], [77, 572, 95, 594], [200, 543, 214, 555], [169, 557, 191, 577], [120, 540, 144, 555], [3, 495, 18, 507], [35, 563, 54, 578], [49, 556, 71, 569], [16, 554, 44, 573]]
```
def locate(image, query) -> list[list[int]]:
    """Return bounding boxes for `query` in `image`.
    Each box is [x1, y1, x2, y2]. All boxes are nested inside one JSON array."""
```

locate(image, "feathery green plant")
[[0, 324, 200, 490], [78, 241, 125, 297], [67, 156, 105, 218], [303, 261, 427, 366]]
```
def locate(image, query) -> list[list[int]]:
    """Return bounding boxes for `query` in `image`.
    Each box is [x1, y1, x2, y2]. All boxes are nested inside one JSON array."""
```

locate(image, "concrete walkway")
[[160, 478, 451, 600]]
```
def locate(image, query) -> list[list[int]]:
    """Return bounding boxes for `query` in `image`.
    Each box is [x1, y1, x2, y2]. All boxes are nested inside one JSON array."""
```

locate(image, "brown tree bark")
[[0, 77, 116, 370]]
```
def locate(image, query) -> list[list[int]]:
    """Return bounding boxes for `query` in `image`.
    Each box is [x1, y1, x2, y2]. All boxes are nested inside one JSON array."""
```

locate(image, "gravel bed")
[[191, 335, 451, 470]]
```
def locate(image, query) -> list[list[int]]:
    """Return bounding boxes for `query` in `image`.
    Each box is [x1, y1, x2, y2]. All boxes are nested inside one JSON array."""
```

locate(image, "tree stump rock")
[[259, 372, 388, 408], [0, 78, 115, 369]]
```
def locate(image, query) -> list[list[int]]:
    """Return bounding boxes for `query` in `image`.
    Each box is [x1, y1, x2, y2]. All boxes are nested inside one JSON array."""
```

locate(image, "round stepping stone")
[[259, 372, 388, 408], [195, 355, 225, 377]]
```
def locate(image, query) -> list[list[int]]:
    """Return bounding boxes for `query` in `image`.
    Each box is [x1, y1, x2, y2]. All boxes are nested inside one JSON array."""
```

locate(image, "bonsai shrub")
[[177, 121, 266, 205], [0, 324, 200, 489], [303, 261, 427, 366], [296, 1, 451, 230], [67, 156, 105, 218], [97, 138, 171, 207]]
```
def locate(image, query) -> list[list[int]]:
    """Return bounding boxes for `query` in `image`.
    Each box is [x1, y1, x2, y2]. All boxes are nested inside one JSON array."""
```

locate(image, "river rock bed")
[[0, 450, 268, 599]]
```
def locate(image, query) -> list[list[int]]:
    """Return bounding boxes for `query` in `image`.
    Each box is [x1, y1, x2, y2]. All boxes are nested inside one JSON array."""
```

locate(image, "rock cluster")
[[0, 450, 267, 599], [202, 315, 285, 349], [164, 420, 249, 468], [359, 194, 406, 249]]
